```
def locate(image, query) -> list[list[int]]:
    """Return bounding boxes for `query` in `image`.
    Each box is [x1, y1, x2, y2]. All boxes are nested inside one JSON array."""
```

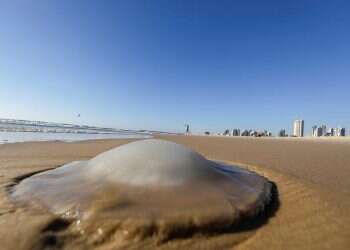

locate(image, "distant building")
[[311, 126, 346, 137], [232, 129, 240, 136], [293, 120, 304, 137], [260, 130, 272, 137], [312, 126, 323, 137], [278, 129, 286, 137], [223, 129, 230, 136], [312, 126, 317, 137], [241, 129, 249, 136], [321, 125, 327, 136], [316, 127, 323, 137], [250, 130, 258, 137], [327, 128, 334, 136], [335, 127, 346, 137]]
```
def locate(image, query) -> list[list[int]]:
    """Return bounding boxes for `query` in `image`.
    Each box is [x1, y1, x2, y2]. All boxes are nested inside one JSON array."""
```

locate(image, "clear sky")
[[1, 0, 349, 134]]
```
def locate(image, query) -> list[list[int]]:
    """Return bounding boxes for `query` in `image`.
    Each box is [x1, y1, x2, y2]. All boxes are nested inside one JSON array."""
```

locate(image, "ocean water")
[[0, 131, 151, 144], [0, 118, 151, 144]]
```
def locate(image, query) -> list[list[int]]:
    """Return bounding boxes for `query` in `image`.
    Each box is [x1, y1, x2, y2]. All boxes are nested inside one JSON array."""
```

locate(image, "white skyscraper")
[[293, 119, 304, 137]]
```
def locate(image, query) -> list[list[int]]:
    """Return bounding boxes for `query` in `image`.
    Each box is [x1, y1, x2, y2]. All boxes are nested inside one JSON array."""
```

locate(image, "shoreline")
[[0, 131, 151, 145], [2, 130, 350, 147]]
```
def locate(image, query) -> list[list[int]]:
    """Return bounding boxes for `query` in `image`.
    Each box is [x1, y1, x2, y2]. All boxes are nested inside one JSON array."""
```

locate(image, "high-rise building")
[[316, 127, 323, 137], [278, 129, 286, 137], [312, 125, 317, 137], [321, 125, 327, 136], [340, 127, 346, 136], [293, 119, 304, 137], [327, 128, 335, 136], [335, 127, 346, 137], [231, 129, 240, 136]]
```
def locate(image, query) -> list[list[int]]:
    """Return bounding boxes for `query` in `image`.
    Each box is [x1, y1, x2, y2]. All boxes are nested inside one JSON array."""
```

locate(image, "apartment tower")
[[293, 119, 304, 137]]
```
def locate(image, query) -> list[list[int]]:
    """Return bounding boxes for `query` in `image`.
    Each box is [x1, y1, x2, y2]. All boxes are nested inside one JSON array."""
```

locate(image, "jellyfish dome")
[[11, 139, 272, 242], [86, 138, 213, 186]]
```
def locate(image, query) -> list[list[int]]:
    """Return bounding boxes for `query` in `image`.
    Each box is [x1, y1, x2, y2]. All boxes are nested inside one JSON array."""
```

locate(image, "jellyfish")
[[10, 139, 272, 243]]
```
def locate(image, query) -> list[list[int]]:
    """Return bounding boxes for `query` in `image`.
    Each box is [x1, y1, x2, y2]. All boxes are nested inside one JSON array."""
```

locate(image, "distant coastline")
[[0, 118, 154, 144]]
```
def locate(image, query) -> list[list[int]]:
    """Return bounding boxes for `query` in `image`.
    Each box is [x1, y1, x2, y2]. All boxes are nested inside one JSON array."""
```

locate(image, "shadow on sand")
[[233, 181, 280, 232]]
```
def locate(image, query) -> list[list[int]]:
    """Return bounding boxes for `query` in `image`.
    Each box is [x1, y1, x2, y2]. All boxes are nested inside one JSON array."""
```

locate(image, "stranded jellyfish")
[[11, 139, 272, 242]]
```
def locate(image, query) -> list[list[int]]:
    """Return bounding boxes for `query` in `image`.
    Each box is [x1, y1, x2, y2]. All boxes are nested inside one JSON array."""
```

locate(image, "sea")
[[0, 118, 151, 144]]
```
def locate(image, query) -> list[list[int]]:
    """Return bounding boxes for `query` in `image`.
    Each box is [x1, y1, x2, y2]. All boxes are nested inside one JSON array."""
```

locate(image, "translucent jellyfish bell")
[[11, 139, 272, 241]]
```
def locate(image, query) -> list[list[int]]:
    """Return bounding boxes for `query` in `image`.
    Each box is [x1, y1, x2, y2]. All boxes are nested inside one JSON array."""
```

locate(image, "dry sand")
[[0, 136, 349, 249]]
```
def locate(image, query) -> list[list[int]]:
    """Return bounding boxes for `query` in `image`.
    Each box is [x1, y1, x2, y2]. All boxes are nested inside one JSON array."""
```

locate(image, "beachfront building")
[[293, 119, 304, 137], [250, 130, 258, 137], [241, 130, 249, 136], [312, 125, 346, 137], [232, 129, 240, 136], [278, 129, 287, 137], [335, 127, 346, 137], [312, 126, 323, 137], [327, 128, 335, 136], [316, 127, 323, 137], [223, 129, 230, 136], [321, 125, 327, 136]]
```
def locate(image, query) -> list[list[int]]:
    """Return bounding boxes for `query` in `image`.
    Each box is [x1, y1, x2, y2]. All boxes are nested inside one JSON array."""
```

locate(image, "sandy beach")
[[0, 136, 349, 249]]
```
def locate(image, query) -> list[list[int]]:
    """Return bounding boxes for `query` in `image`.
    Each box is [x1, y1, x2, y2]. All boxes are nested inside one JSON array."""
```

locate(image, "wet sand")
[[0, 136, 349, 249]]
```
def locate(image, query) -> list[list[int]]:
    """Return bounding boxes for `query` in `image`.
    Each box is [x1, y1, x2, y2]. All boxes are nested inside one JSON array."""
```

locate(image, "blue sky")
[[1, 0, 349, 134]]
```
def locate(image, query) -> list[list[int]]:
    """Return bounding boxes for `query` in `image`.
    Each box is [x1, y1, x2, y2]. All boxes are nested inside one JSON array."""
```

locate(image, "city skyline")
[[201, 119, 348, 137], [1, 115, 349, 137]]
